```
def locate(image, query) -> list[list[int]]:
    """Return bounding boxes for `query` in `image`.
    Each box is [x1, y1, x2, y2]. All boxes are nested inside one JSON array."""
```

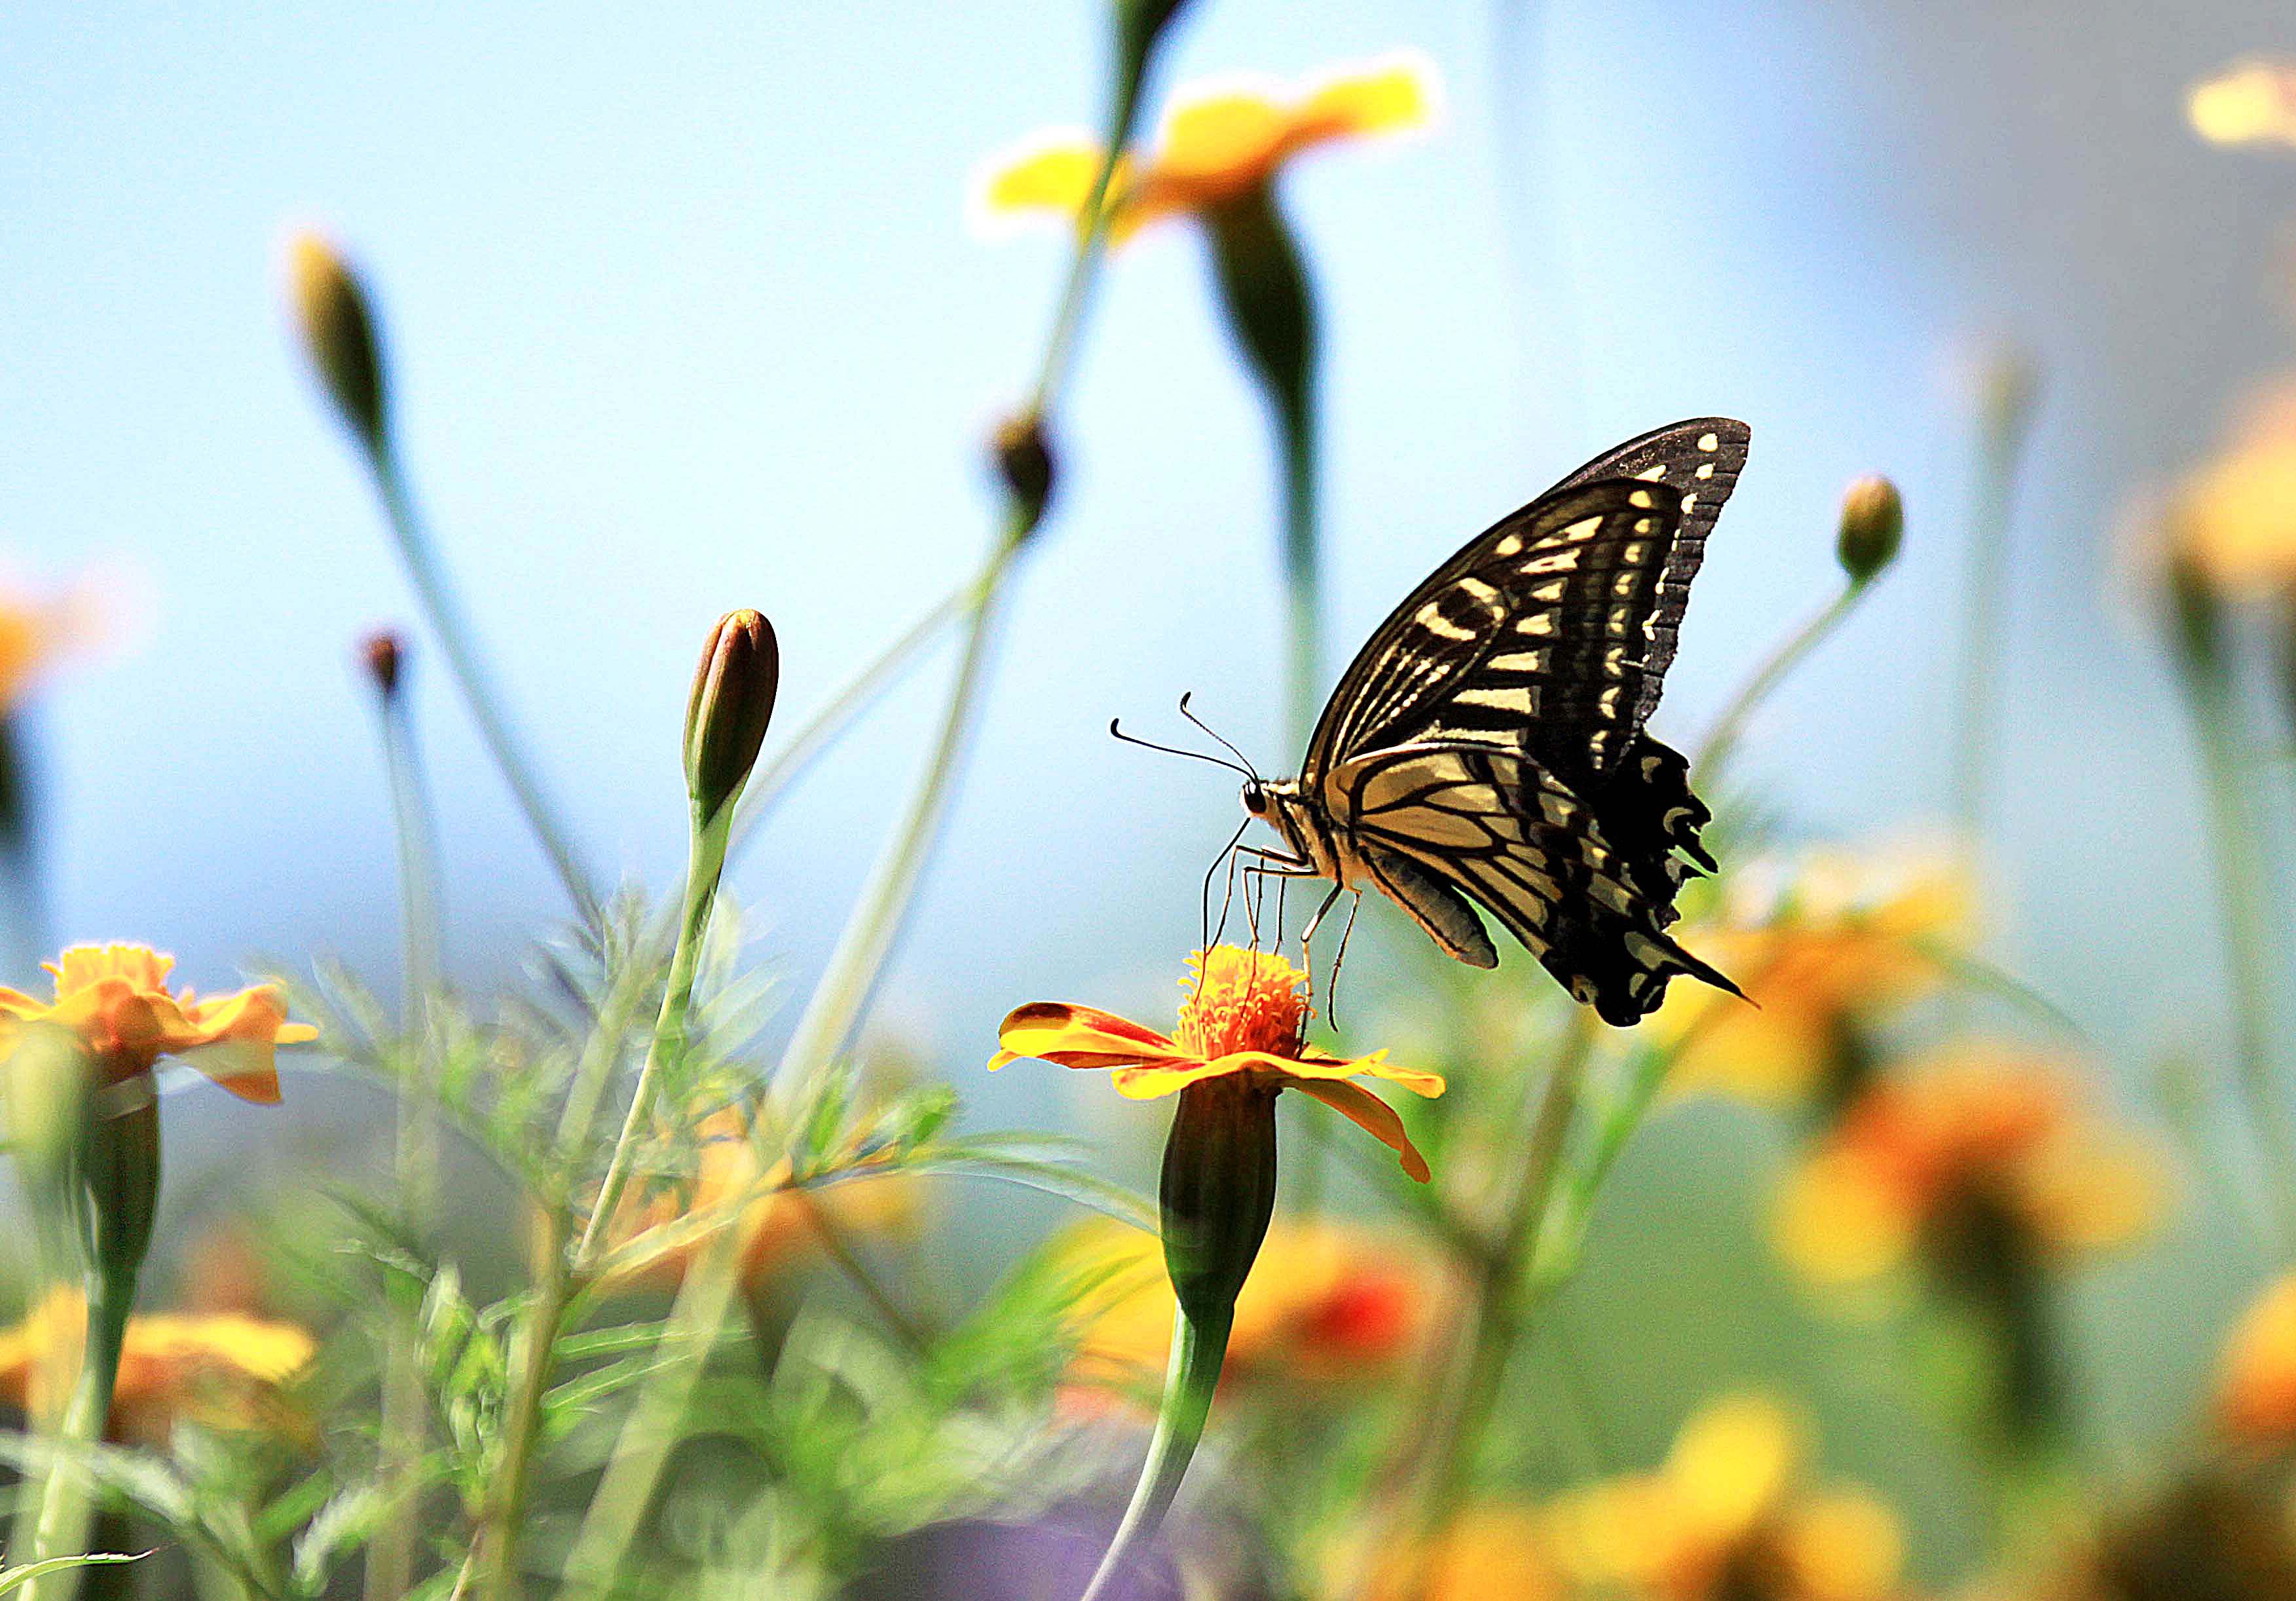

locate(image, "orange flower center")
[[1175, 945, 1310, 1059]]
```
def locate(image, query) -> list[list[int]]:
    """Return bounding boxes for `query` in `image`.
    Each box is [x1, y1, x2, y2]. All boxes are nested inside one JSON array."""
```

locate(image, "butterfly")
[[1237, 419, 1750, 1026]]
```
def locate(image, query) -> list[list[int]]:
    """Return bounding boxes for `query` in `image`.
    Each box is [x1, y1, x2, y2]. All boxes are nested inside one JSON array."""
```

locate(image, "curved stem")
[[368, 447, 599, 918], [24, 1269, 132, 1601], [1078, 1304, 1231, 1601], [1694, 578, 1869, 789]]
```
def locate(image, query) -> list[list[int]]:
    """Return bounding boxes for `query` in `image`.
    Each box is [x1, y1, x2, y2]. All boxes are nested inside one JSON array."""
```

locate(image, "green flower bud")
[[1157, 1076, 1278, 1325], [1836, 475, 1904, 586], [2166, 544, 2225, 685], [286, 231, 390, 456], [993, 411, 1058, 539], [683, 610, 780, 826], [84, 1083, 161, 1292]]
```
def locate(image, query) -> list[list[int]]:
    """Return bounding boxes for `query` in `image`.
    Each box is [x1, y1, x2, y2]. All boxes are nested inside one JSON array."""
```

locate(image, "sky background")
[[6, 0, 2296, 1212]]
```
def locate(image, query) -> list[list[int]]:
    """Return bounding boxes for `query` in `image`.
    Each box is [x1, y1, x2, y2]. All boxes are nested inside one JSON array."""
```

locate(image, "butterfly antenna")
[[1109, 718, 1255, 780], [1177, 692, 1262, 782]]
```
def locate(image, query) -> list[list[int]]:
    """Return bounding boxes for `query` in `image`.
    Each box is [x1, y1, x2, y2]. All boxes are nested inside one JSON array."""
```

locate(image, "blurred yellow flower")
[[2191, 58, 2296, 149], [1049, 1215, 1447, 1401], [0, 944, 316, 1104], [977, 52, 1435, 242], [0, 1290, 314, 1444], [597, 1104, 915, 1290], [2215, 1273, 2296, 1446], [0, 570, 109, 713], [1542, 1393, 1904, 1601], [2162, 381, 2296, 600], [1777, 1045, 2165, 1287], [1360, 1505, 1563, 1601], [1650, 846, 1972, 1106], [992, 945, 1444, 1180]]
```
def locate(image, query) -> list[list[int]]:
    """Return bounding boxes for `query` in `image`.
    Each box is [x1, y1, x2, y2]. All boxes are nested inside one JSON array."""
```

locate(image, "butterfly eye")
[[1242, 781, 1267, 816]]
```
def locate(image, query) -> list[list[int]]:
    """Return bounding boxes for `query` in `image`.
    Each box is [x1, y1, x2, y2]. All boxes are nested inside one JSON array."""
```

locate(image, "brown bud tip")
[[684, 610, 780, 824], [993, 411, 1058, 537], [285, 231, 389, 453], [1836, 474, 1904, 585], [361, 630, 405, 699]]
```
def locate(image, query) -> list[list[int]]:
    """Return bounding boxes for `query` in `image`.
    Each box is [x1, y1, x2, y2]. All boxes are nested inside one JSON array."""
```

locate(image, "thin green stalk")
[[470, 1221, 568, 1601], [367, 447, 598, 918], [1695, 578, 1870, 788], [1077, 1305, 1231, 1601], [1950, 369, 2038, 837], [2185, 675, 2296, 1244], [24, 1272, 132, 1601], [370, 683, 445, 1601]]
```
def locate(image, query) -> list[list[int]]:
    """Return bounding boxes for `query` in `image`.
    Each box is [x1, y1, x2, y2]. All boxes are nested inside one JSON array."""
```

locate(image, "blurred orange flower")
[[1542, 1393, 1904, 1601], [1777, 1045, 2164, 1288], [991, 945, 1444, 1180], [1650, 846, 1972, 1106], [2190, 58, 2296, 149], [597, 1104, 914, 1290], [1361, 1504, 1563, 1601], [2161, 381, 2296, 601], [1049, 1215, 1447, 1400], [0, 1290, 314, 1445], [0, 944, 316, 1103], [0, 570, 108, 713], [978, 53, 1435, 242], [2215, 1273, 2296, 1446]]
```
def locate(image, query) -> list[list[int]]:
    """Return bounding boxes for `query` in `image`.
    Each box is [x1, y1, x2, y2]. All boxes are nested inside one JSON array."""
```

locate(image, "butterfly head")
[[1241, 778, 1269, 818]]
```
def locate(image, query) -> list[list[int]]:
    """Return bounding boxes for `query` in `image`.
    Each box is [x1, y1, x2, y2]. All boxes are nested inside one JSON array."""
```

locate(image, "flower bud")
[[1115, 0, 1194, 86], [683, 610, 780, 826], [85, 1085, 161, 1291], [2166, 543, 2226, 684], [1158, 1077, 1278, 1325], [286, 231, 389, 455], [1836, 475, 1904, 586], [993, 411, 1058, 537], [361, 629, 405, 700]]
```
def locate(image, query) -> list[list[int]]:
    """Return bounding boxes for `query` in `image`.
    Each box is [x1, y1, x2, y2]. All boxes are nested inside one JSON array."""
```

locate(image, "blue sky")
[[7, 1, 2296, 1164]]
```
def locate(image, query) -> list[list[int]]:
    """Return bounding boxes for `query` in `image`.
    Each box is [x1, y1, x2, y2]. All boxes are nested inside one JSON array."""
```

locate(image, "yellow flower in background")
[[2215, 1273, 2296, 1446], [2162, 381, 2296, 601], [1542, 1393, 1904, 1601], [1777, 1045, 2165, 1288], [0, 1290, 314, 1444], [597, 1104, 915, 1291], [2190, 58, 2296, 149], [0, 944, 317, 1104], [991, 945, 1445, 1180], [978, 52, 1435, 242], [1360, 1505, 1563, 1601], [1049, 1215, 1447, 1401], [0, 569, 110, 713], [1650, 845, 1972, 1105]]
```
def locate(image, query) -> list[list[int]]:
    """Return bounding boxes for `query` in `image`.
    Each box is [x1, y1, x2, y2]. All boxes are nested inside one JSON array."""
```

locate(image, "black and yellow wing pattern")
[[1302, 419, 1749, 1025]]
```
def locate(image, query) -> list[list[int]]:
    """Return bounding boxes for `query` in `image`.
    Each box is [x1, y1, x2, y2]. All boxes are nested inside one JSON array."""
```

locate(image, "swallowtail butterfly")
[[1241, 419, 1749, 1026]]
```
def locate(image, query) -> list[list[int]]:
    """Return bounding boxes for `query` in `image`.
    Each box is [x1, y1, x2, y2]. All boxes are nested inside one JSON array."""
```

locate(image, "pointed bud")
[[1158, 1077, 1279, 1325], [684, 611, 780, 826], [1115, 0, 1194, 96], [361, 630, 405, 700], [1836, 475, 1904, 585], [993, 411, 1058, 537], [286, 231, 389, 456]]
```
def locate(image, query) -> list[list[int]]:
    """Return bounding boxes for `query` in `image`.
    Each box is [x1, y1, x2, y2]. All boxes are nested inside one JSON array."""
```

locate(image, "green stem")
[[24, 1270, 132, 1601], [367, 447, 598, 918], [371, 687, 445, 1601], [1694, 578, 1870, 788], [1077, 1304, 1231, 1601], [471, 1221, 568, 1601], [1950, 384, 2037, 838], [2184, 673, 2296, 1247]]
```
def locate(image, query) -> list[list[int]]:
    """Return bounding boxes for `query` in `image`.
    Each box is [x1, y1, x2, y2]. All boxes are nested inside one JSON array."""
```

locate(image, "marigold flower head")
[[2191, 58, 2296, 149], [0, 944, 316, 1103], [991, 945, 1443, 1180], [1049, 1215, 1445, 1401], [1541, 1393, 1903, 1601], [2159, 381, 2296, 602], [976, 52, 1435, 244], [0, 1289, 315, 1445], [1777, 1045, 2166, 1288], [1650, 844, 1972, 1106], [2215, 1273, 2296, 1446]]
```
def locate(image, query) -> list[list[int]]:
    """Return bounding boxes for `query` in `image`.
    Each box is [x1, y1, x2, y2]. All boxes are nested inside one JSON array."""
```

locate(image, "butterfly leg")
[[1233, 846, 1320, 956]]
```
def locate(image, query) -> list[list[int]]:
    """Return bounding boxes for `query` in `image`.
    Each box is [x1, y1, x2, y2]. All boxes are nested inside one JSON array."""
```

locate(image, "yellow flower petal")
[[1297, 54, 1436, 145], [1781, 1490, 1906, 1601], [1291, 1077, 1430, 1182], [1666, 1393, 1802, 1541], [2191, 59, 2296, 148], [1777, 1144, 1918, 1285]]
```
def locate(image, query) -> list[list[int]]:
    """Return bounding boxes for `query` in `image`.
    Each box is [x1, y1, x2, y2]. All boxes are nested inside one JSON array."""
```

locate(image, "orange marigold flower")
[[1776, 1045, 2165, 1287], [1049, 1215, 1445, 1399], [0, 1290, 315, 1445], [1361, 1504, 1564, 1601], [991, 945, 1443, 1180], [1649, 845, 1972, 1106], [976, 52, 1435, 243], [2216, 1274, 2296, 1446], [2191, 58, 2296, 149], [597, 1104, 915, 1290], [0, 944, 317, 1103], [1541, 1393, 1904, 1601]]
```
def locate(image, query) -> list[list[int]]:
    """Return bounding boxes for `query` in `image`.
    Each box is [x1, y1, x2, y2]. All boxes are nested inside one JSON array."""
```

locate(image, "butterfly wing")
[[1331, 742, 1736, 1024]]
